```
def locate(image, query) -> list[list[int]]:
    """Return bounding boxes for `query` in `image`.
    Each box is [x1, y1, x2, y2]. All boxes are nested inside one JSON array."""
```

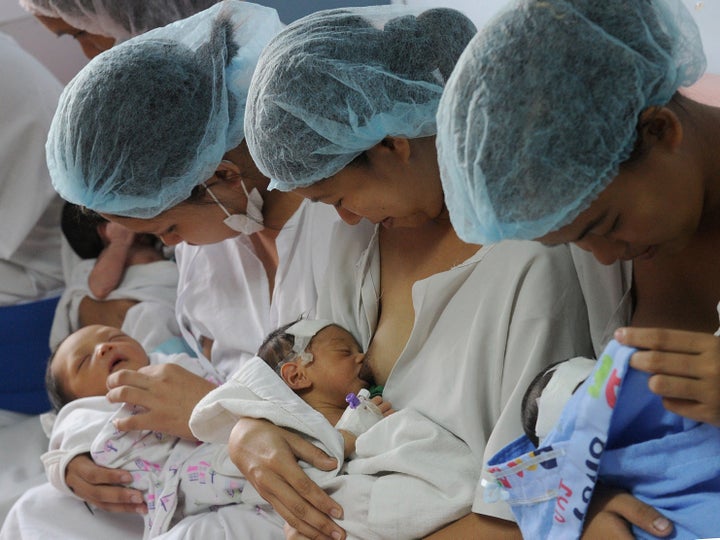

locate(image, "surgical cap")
[[47, 1, 283, 218], [436, 0, 706, 244], [245, 5, 477, 190], [20, 0, 222, 42]]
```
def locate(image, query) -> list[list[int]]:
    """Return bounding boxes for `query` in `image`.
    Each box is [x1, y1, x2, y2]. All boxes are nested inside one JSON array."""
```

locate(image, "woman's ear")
[[638, 107, 683, 151], [280, 362, 312, 391], [367, 136, 412, 165]]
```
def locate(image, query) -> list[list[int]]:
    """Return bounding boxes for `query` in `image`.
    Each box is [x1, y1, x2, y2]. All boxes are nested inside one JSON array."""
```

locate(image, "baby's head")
[[46, 325, 150, 410], [522, 357, 596, 447], [258, 319, 371, 408]]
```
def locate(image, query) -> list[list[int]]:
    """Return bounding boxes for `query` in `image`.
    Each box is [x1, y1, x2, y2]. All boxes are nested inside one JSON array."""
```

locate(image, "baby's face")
[[52, 325, 149, 400], [305, 325, 369, 406]]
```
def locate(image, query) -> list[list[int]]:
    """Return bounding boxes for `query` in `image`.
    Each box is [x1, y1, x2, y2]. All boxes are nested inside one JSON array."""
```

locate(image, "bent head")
[[436, 0, 706, 259], [46, 2, 282, 244], [47, 325, 149, 409], [259, 320, 369, 408], [245, 6, 476, 227], [21, 0, 223, 57]]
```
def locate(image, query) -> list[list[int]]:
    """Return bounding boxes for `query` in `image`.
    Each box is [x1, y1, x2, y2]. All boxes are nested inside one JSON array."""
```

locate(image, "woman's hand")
[[105, 363, 216, 439], [229, 417, 345, 540], [582, 486, 672, 539], [616, 327, 720, 425], [66, 454, 146, 514]]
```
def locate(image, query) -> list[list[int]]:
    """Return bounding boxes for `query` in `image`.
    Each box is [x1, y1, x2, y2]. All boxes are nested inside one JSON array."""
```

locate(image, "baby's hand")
[[370, 395, 395, 417]]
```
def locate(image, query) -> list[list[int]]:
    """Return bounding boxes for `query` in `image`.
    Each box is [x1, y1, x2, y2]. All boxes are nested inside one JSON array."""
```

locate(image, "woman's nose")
[[355, 352, 365, 365], [158, 232, 182, 246], [335, 206, 363, 226], [576, 235, 626, 265]]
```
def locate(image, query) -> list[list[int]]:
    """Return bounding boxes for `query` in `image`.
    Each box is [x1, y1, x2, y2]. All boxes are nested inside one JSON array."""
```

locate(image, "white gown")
[[317, 225, 596, 522], [175, 199, 343, 378]]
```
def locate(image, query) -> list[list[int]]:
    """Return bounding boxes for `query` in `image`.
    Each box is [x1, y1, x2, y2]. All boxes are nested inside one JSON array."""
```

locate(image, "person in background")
[[19, 0, 222, 58], [436, 0, 719, 536], [0, 32, 64, 309]]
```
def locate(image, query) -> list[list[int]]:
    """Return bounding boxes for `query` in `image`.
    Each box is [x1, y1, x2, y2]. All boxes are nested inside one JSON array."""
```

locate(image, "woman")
[[4, 3, 343, 540], [436, 0, 719, 536], [222, 6, 598, 540], [19, 0, 221, 58]]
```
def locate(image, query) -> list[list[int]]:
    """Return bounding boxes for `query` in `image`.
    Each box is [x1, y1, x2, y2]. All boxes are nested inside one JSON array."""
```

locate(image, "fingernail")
[[614, 328, 627, 339], [653, 517, 670, 532], [136, 506, 148, 515], [331, 532, 342, 540], [330, 507, 342, 519], [131, 494, 143, 504]]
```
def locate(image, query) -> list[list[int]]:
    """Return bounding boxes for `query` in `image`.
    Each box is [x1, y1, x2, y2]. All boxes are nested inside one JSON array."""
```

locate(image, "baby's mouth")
[[109, 357, 125, 372]]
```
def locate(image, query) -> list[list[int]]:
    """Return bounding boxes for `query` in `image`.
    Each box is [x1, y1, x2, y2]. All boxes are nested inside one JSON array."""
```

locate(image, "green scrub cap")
[[436, 0, 705, 244], [244, 5, 477, 190], [47, 1, 283, 218]]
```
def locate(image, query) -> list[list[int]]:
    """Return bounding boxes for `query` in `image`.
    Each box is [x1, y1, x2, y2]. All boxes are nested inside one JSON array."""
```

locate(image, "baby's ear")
[[280, 362, 311, 390], [638, 106, 683, 151]]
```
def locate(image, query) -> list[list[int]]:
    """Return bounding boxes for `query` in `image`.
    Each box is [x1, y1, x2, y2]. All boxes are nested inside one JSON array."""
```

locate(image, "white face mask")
[[203, 179, 264, 235]]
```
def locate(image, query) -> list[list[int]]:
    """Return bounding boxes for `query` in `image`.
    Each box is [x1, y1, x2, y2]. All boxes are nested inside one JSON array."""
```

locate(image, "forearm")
[[425, 513, 521, 540], [89, 243, 131, 298]]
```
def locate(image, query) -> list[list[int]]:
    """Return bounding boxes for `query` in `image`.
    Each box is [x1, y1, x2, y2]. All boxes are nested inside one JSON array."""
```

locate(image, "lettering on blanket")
[[555, 352, 620, 526]]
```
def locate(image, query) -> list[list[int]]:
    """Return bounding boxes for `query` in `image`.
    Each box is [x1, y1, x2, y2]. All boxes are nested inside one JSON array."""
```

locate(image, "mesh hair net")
[[244, 5, 477, 190], [47, 1, 283, 218], [436, 0, 706, 244], [19, 0, 222, 42]]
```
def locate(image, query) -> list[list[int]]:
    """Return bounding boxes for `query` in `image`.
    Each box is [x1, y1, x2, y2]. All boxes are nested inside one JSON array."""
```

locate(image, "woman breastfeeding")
[[44, 1, 343, 529], [224, 6, 594, 539]]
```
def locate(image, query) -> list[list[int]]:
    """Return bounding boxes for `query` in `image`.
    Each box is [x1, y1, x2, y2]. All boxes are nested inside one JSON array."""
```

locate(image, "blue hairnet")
[[436, 0, 706, 244], [47, 1, 283, 218], [19, 0, 222, 42], [244, 5, 477, 190]]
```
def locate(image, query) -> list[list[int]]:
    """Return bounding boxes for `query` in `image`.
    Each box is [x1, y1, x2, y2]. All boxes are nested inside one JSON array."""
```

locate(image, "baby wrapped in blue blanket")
[[486, 340, 720, 540]]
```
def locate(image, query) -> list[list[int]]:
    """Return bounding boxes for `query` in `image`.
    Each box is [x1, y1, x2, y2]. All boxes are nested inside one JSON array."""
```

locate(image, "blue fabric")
[[0, 296, 60, 414], [486, 340, 720, 539]]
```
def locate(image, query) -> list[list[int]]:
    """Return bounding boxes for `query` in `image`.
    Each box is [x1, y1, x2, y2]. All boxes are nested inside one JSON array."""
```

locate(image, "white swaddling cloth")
[[191, 356, 479, 539]]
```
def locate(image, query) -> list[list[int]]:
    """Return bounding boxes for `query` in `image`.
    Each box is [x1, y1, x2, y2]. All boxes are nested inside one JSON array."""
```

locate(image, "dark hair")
[[520, 360, 567, 447], [61, 202, 107, 259], [257, 319, 303, 375], [45, 347, 74, 412]]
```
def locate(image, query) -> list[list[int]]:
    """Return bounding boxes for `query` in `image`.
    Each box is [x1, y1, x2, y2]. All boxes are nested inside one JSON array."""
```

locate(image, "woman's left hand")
[[105, 363, 217, 438], [615, 327, 720, 426]]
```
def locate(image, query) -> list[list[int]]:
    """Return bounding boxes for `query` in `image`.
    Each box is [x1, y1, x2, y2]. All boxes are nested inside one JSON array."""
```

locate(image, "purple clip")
[[345, 392, 360, 409]]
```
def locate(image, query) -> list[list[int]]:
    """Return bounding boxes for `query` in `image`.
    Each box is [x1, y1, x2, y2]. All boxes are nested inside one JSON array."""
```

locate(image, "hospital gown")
[[175, 199, 343, 378], [317, 225, 595, 522]]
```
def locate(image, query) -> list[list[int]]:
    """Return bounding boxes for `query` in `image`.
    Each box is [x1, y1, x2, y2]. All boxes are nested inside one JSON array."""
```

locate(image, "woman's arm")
[[89, 222, 136, 299], [228, 418, 345, 540], [78, 296, 139, 328], [424, 513, 521, 540]]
